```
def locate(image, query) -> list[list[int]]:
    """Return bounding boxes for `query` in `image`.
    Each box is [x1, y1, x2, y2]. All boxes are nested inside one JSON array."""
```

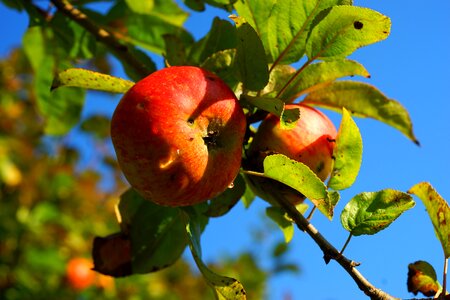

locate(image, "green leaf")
[[266, 207, 294, 243], [188, 17, 237, 65], [328, 108, 362, 190], [263, 154, 334, 219], [80, 115, 111, 139], [231, 16, 269, 91], [38, 60, 85, 135], [306, 6, 391, 61], [206, 174, 246, 217], [23, 26, 86, 135], [242, 95, 300, 129], [184, 209, 246, 299], [340, 189, 415, 236], [408, 182, 450, 258], [122, 0, 193, 55], [51, 68, 134, 94], [407, 260, 441, 297], [183, 0, 205, 11], [261, 64, 296, 97], [163, 34, 188, 66], [200, 49, 238, 89], [303, 81, 419, 144], [50, 12, 96, 59], [280, 59, 370, 101], [125, 0, 154, 13], [117, 189, 188, 274], [234, 0, 351, 64]]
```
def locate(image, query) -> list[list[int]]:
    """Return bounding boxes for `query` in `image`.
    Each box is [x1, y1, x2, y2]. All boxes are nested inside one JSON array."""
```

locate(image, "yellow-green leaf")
[[407, 260, 441, 297], [52, 68, 134, 94], [328, 108, 363, 190], [303, 81, 419, 144], [263, 154, 334, 219], [306, 6, 391, 61], [408, 182, 450, 258]]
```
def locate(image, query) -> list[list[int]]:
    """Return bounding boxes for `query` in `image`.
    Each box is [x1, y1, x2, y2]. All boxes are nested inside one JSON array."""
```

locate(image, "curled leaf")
[[407, 260, 441, 297], [408, 182, 450, 258], [52, 68, 134, 94]]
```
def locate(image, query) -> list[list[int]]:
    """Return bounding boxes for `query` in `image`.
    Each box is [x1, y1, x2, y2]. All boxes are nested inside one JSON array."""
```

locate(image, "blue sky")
[[1, 1, 450, 299]]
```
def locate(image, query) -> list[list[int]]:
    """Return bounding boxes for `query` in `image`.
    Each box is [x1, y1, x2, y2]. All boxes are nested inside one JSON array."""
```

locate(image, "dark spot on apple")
[[188, 137, 194, 141], [316, 161, 324, 173], [206, 76, 216, 81], [137, 102, 146, 110], [187, 118, 194, 125], [327, 137, 336, 143], [354, 21, 363, 30]]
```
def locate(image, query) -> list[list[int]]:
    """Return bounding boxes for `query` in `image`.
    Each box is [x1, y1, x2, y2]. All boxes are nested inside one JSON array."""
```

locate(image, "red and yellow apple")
[[66, 257, 96, 291], [246, 103, 337, 204], [111, 66, 246, 207]]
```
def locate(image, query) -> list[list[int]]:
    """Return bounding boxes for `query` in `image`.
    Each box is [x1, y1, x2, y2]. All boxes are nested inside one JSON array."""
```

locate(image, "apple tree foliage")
[[2, 0, 450, 299]]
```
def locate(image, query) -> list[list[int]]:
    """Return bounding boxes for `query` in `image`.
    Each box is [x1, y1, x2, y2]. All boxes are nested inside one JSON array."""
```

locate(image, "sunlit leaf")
[[263, 154, 334, 219], [280, 59, 370, 101], [266, 206, 294, 243], [119, 0, 193, 54], [340, 189, 415, 236], [125, 0, 154, 13], [206, 174, 246, 217], [184, 209, 246, 299], [407, 260, 441, 297], [231, 15, 269, 91], [408, 182, 450, 258], [328, 108, 362, 190], [303, 81, 419, 144], [243, 95, 300, 129], [52, 68, 134, 94], [116, 189, 188, 274], [306, 6, 391, 61], [234, 0, 351, 64], [163, 34, 188, 66]]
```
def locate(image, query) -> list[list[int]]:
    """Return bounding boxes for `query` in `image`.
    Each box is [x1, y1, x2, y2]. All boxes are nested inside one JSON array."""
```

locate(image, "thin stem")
[[50, 0, 152, 79], [275, 58, 314, 99], [274, 193, 398, 300], [340, 232, 353, 256], [306, 206, 317, 221], [443, 257, 448, 299], [240, 169, 266, 178]]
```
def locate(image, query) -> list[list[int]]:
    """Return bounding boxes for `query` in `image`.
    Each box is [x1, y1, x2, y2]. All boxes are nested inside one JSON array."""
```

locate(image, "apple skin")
[[246, 103, 337, 204], [66, 257, 96, 291], [111, 66, 246, 207]]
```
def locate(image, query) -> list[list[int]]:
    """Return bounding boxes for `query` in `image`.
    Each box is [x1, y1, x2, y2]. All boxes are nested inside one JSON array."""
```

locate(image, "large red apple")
[[111, 66, 246, 206], [246, 103, 337, 204]]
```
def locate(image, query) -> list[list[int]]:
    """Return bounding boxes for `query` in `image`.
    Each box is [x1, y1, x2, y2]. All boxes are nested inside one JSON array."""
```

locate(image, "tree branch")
[[49, 0, 151, 79], [275, 194, 399, 300]]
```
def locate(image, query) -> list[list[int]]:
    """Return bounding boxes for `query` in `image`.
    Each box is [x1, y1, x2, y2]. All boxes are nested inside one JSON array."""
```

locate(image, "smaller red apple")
[[66, 257, 96, 291], [246, 103, 337, 204]]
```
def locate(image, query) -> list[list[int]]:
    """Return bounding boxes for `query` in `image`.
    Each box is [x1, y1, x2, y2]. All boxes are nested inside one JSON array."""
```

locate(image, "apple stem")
[[240, 169, 267, 178]]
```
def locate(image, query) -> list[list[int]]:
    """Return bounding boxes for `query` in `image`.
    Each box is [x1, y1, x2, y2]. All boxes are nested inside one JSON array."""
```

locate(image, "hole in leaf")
[[354, 21, 363, 30]]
